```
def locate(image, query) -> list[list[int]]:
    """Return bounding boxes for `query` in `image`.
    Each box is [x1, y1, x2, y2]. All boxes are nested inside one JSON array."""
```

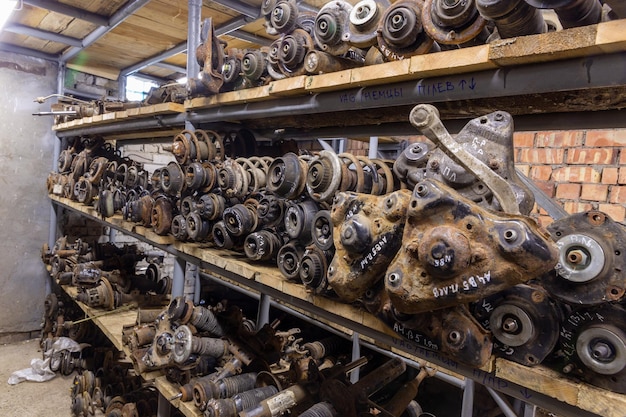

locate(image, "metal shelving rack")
[[46, 16, 626, 417]]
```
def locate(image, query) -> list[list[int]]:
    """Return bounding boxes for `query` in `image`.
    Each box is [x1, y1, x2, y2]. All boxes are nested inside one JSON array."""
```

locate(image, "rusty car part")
[[525, 0, 603, 29], [312, 210, 334, 251], [392, 141, 435, 189], [97, 188, 126, 218], [347, 0, 391, 48], [218, 158, 249, 198], [151, 196, 174, 235], [193, 372, 258, 410], [185, 161, 219, 192], [266, 39, 287, 80], [171, 215, 189, 241], [190, 18, 225, 95], [186, 212, 213, 242], [384, 365, 436, 417], [313, 0, 353, 56], [74, 178, 98, 205], [408, 104, 534, 215], [304, 50, 362, 74], [319, 357, 406, 417], [277, 242, 306, 281], [327, 189, 412, 303], [224, 200, 260, 237], [472, 284, 564, 366], [264, 0, 299, 34], [284, 198, 320, 243], [384, 179, 559, 313], [559, 303, 626, 393], [160, 161, 185, 197], [244, 229, 285, 261], [300, 245, 333, 293], [213, 220, 244, 250], [168, 297, 225, 336], [242, 49, 271, 85], [382, 304, 492, 367], [171, 324, 229, 365], [421, 0, 489, 46], [475, 0, 547, 39], [279, 28, 316, 76], [377, 0, 437, 61], [239, 383, 311, 417], [204, 386, 279, 417], [256, 193, 285, 229], [123, 193, 154, 227], [543, 210, 626, 305], [266, 152, 309, 199]]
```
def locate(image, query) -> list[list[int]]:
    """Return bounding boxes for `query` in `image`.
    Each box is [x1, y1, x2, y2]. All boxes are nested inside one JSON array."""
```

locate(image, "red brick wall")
[[515, 129, 626, 226]]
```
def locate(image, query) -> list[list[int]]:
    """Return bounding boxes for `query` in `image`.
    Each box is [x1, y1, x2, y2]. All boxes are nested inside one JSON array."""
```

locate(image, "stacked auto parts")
[[182, 0, 618, 97]]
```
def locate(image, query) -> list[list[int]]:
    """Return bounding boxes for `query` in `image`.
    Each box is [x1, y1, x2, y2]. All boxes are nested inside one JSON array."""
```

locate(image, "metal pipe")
[[187, 0, 202, 82], [172, 257, 186, 298], [61, 0, 152, 62], [4, 24, 83, 47], [153, 61, 187, 74], [486, 387, 520, 417], [228, 29, 273, 46], [460, 378, 474, 417], [350, 332, 361, 383], [257, 293, 271, 328], [121, 42, 188, 76], [216, 15, 255, 36], [53, 112, 186, 137], [212, 0, 260, 18], [368, 136, 378, 159], [23, 0, 109, 26], [0, 43, 58, 61]]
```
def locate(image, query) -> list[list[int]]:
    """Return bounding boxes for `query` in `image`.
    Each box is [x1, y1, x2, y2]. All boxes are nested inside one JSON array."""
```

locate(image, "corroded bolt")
[[502, 317, 519, 333], [503, 229, 518, 242], [566, 249, 589, 266]]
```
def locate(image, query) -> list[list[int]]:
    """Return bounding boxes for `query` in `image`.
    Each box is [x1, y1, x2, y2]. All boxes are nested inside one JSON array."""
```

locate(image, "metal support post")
[[368, 136, 378, 159], [350, 332, 361, 383], [156, 391, 172, 417], [461, 378, 475, 417], [48, 61, 65, 250], [118, 74, 127, 101], [486, 387, 519, 417], [257, 293, 271, 328], [184, 263, 198, 301], [172, 257, 186, 298], [108, 227, 116, 244], [187, 0, 202, 83], [523, 403, 537, 417]]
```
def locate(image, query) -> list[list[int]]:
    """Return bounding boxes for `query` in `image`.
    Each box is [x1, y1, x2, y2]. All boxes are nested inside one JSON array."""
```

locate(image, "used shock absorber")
[[542, 210, 626, 306], [167, 297, 225, 336], [347, 0, 391, 48], [377, 0, 437, 61], [204, 386, 279, 417], [313, 0, 354, 56], [193, 372, 259, 410], [421, 0, 490, 46], [171, 324, 229, 365], [476, 0, 547, 39], [524, 0, 603, 29]]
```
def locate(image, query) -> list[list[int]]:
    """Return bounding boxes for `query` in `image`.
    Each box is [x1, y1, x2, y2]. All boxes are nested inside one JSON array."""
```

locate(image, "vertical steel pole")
[[368, 136, 378, 159], [257, 293, 271, 328], [172, 257, 186, 298], [48, 61, 65, 251], [461, 378, 475, 417], [350, 332, 361, 383], [187, 0, 202, 84]]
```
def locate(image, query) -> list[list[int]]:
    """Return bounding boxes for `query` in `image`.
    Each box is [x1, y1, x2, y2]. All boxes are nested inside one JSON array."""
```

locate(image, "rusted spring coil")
[[172, 129, 224, 165]]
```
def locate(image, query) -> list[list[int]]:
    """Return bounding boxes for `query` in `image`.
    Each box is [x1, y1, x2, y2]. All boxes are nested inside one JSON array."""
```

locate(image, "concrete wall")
[[0, 52, 58, 340]]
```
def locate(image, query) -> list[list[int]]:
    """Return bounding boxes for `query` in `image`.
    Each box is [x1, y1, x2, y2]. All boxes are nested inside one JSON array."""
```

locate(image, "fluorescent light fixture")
[[0, 0, 18, 31]]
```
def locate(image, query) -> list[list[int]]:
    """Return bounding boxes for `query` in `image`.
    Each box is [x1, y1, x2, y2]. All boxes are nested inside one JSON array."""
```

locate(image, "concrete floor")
[[0, 339, 74, 416]]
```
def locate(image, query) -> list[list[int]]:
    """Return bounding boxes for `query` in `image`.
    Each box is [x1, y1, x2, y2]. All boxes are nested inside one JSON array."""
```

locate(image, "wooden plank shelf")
[[49, 194, 626, 417]]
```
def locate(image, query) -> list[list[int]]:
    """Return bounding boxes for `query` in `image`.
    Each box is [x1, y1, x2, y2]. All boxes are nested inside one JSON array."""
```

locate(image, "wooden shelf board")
[[62, 285, 137, 352]]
